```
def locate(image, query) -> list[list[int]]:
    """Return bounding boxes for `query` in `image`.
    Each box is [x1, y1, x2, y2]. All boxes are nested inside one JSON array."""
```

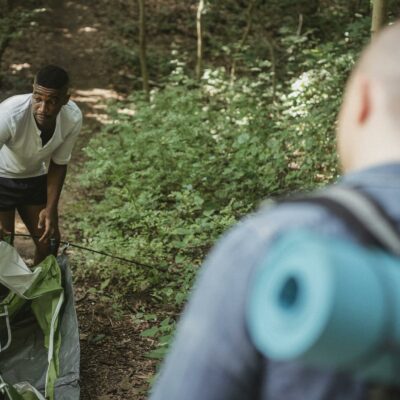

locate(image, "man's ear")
[[357, 76, 371, 125]]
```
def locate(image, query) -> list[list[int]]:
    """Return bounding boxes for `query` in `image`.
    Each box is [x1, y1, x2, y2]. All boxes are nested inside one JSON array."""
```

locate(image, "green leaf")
[[100, 278, 111, 290], [144, 313, 157, 321], [140, 326, 159, 337], [144, 347, 169, 359]]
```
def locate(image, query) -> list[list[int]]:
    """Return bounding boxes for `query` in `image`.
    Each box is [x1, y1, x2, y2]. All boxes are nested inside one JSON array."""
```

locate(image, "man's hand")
[[38, 208, 59, 242]]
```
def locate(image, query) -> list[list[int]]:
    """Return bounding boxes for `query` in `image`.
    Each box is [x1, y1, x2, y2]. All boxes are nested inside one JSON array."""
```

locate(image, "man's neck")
[[39, 122, 56, 146], [346, 131, 400, 173], [41, 124, 55, 135], [35, 118, 56, 134]]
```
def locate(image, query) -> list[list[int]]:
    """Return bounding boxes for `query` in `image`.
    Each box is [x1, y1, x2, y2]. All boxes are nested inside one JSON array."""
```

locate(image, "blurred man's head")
[[32, 65, 70, 131], [338, 22, 400, 172]]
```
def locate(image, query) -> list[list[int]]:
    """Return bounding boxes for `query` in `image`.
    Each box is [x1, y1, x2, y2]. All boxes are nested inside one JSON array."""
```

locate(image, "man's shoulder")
[[241, 189, 338, 241], [62, 100, 82, 124], [206, 188, 340, 268], [0, 94, 31, 118]]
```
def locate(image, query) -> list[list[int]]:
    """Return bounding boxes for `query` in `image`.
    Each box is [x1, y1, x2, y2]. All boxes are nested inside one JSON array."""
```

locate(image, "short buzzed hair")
[[35, 65, 69, 90]]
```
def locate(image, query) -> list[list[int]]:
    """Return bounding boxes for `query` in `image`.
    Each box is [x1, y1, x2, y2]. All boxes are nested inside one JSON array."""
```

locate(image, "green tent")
[[0, 241, 80, 399]]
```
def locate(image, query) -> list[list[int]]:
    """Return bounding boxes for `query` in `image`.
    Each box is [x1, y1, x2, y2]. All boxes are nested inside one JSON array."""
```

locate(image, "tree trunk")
[[350, 0, 361, 14], [0, 0, 8, 17], [0, 0, 9, 61], [296, 13, 303, 36], [265, 35, 276, 102], [195, 0, 205, 81], [138, 0, 150, 101], [230, 0, 257, 82], [371, 0, 388, 38]]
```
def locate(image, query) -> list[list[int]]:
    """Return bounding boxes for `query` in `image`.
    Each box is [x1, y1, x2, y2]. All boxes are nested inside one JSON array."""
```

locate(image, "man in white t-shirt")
[[0, 65, 82, 264]]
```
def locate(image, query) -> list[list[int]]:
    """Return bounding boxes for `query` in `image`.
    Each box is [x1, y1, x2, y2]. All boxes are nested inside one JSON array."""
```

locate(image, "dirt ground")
[[0, 1, 161, 398]]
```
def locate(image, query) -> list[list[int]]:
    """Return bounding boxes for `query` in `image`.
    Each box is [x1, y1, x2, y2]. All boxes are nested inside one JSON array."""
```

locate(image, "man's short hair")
[[35, 65, 70, 90]]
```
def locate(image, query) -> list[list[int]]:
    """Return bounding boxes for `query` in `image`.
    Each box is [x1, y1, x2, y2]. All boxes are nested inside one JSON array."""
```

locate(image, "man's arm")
[[38, 160, 67, 242], [0, 111, 13, 239], [39, 107, 81, 243]]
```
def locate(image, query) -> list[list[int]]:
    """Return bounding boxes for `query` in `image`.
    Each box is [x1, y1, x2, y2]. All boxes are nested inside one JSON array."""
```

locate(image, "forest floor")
[[0, 0, 164, 398]]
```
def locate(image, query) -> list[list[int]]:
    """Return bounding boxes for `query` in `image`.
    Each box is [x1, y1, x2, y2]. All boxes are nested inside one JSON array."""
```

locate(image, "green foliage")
[[77, 15, 367, 289], [139, 316, 176, 360], [0, 4, 44, 89], [73, 8, 371, 361], [106, 40, 177, 91], [0, 3, 42, 46]]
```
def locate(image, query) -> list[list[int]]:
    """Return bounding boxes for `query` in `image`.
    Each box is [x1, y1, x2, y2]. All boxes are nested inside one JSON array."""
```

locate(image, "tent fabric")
[[0, 243, 80, 399], [0, 242, 41, 297], [2, 380, 46, 400]]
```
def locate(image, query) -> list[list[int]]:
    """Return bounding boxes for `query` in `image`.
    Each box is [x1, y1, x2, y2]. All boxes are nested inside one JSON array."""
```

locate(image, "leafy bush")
[[74, 13, 370, 358]]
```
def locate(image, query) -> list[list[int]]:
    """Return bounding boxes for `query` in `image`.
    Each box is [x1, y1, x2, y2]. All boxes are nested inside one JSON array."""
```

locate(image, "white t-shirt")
[[0, 94, 82, 178]]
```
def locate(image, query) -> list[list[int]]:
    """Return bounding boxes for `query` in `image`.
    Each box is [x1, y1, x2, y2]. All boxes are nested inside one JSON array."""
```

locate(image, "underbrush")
[[74, 15, 368, 360]]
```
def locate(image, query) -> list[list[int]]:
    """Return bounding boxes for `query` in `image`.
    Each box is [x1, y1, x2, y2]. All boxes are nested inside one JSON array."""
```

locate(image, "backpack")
[[246, 185, 400, 400]]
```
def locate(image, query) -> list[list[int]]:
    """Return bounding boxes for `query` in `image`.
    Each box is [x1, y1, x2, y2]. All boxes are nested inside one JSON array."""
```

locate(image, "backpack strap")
[[284, 186, 400, 256]]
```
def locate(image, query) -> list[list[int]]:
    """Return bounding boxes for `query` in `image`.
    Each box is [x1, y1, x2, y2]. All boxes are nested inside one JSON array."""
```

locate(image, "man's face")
[[32, 83, 70, 130]]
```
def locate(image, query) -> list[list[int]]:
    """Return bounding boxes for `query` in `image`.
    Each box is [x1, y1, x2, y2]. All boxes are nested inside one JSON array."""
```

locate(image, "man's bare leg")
[[17, 204, 52, 265], [0, 209, 15, 243]]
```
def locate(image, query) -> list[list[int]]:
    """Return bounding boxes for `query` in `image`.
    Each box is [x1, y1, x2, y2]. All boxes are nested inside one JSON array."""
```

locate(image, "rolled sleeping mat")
[[246, 229, 400, 386]]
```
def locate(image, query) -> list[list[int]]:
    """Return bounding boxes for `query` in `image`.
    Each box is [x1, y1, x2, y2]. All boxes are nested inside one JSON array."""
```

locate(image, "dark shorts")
[[0, 175, 47, 211]]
